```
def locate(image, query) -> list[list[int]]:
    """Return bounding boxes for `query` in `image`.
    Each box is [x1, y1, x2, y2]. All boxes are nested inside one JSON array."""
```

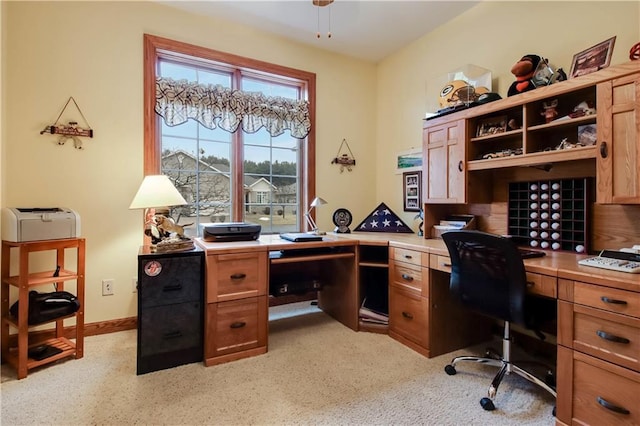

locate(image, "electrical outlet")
[[102, 279, 114, 296], [132, 277, 138, 293]]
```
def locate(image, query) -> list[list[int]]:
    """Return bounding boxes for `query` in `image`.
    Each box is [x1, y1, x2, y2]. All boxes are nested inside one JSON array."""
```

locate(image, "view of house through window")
[[147, 37, 315, 237]]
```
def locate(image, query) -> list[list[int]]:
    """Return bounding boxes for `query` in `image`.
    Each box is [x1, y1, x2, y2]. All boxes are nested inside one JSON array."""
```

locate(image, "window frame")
[[143, 34, 316, 228]]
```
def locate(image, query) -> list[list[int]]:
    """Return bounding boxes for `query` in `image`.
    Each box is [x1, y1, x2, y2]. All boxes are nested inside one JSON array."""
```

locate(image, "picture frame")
[[395, 148, 422, 174], [403, 171, 422, 212], [476, 115, 508, 138], [569, 36, 616, 79]]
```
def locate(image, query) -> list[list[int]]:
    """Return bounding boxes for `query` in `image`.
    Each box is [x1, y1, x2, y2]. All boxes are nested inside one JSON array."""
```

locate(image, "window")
[[144, 34, 316, 235]]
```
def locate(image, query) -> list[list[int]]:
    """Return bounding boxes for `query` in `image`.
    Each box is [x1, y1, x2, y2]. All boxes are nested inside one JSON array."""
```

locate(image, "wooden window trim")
[[143, 33, 317, 224]]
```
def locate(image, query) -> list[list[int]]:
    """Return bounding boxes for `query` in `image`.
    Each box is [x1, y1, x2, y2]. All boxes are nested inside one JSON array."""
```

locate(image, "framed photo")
[[403, 171, 422, 212], [569, 36, 616, 79], [476, 115, 508, 138], [395, 148, 422, 174]]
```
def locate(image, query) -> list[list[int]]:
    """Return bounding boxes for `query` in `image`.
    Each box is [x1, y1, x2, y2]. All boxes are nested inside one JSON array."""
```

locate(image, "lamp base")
[[152, 236, 195, 253]]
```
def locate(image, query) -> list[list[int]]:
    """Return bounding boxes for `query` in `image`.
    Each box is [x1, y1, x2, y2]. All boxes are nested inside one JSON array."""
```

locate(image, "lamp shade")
[[129, 175, 187, 209], [310, 197, 327, 208]]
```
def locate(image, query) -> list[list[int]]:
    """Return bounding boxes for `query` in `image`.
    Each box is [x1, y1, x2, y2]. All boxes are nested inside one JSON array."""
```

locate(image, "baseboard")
[[5, 317, 137, 348]]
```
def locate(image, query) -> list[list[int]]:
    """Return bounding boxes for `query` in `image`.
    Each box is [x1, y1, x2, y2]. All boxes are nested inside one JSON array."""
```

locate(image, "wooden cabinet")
[[423, 119, 466, 203], [1, 238, 85, 379], [422, 61, 640, 206], [596, 72, 640, 204], [388, 246, 430, 355], [388, 246, 491, 358], [137, 247, 203, 375], [557, 278, 640, 424], [203, 249, 268, 366], [357, 243, 390, 333]]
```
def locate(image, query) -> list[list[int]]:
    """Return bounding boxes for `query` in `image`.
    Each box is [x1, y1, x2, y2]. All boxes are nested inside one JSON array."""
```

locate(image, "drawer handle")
[[596, 396, 630, 415], [526, 281, 535, 288], [458, 160, 463, 172], [163, 331, 183, 339], [601, 296, 627, 305], [401, 274, 414, 282], [402, 311, 413, 320], [404, 255, 413, 259], [596, 330, 630, 344], [230, 321, 246, 329], [230, 273, 247, 280], [599, 141, 608, 159], [162, 284, 183, 292], [442, 263, 451, 268]]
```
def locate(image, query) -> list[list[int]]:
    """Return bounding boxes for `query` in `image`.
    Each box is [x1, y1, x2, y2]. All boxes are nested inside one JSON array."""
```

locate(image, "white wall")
[[1, 1, 377, 323]]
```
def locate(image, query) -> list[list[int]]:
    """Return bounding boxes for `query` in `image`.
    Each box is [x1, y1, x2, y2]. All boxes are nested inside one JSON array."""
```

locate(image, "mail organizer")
[[508, 178, 591, 253], [432, 214, 476, 239]]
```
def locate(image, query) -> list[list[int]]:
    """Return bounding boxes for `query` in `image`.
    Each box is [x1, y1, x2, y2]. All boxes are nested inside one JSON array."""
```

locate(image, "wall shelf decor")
[[331, 138, 356, 172], [40, 97, 94, 149]]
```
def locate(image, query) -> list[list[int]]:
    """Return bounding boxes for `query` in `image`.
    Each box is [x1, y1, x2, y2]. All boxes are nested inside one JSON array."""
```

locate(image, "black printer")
[[201, 222, 261, 242]]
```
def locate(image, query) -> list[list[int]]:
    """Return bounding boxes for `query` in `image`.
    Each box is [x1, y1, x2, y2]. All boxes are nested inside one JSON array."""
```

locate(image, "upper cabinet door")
[[423, 119, 465, 204], [596, 73, 640, 204]]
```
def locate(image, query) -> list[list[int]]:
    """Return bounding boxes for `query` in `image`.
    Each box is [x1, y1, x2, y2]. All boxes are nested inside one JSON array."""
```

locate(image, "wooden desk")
[[197, 233, 640, 425]]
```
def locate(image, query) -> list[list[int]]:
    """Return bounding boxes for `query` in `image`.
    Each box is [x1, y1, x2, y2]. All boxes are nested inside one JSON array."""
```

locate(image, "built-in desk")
[[196, 233, 640, 426]]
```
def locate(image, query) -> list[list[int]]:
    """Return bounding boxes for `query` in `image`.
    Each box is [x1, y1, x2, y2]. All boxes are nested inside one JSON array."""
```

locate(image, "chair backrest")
[[442, 230, 527, 326]]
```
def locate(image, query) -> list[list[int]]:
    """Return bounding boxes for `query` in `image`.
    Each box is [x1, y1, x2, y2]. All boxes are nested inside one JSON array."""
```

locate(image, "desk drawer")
[[207, 251, 267, 302], [561, 301, 640, 372], [572, 352, 640, 425], [391, 248, 425, 267], [429, 254, 451, 274], [574, 282, 640, 318], [390, 262, 425, 294], [389, 285, 428, 347], [206, 296, 267, 358], [525, 272, 557, 298]]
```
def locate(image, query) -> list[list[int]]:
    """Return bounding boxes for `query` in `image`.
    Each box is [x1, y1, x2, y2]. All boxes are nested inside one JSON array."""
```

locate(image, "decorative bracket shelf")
[[40, 97, 93, 149], [331, 138, 356, 172]]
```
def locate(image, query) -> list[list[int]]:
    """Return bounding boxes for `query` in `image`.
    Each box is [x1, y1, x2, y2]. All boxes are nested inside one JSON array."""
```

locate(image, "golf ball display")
[[510, 179, 587, 255]]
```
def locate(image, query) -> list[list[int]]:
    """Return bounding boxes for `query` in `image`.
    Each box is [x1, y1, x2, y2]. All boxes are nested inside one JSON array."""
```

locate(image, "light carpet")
[[1, 303, 555, 425]]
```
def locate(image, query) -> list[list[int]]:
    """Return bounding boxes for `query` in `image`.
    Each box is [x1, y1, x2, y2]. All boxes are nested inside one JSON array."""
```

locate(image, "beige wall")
[[1, 1, 377, 323], [376, 1, 640, 219], [1, 1, 639, 326]]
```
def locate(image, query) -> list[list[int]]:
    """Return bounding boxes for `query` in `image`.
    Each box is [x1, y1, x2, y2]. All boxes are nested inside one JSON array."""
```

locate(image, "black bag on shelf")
[[10, 290, 80, 325]]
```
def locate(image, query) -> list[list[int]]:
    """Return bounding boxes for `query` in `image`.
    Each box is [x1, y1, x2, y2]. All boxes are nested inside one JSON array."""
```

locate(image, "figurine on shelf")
[[508, 54, 542, 96], [414, 209, 424, 237], [569, 101, 596, 118], [540, 99, 559, 123]]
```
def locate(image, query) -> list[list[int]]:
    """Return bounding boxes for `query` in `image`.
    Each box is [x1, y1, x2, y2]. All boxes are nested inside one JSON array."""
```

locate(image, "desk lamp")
[[129, 175, 193, 252], [304, 196, 327, 235]]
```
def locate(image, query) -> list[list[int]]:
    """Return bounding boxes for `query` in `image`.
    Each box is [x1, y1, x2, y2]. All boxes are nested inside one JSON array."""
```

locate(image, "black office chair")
[[441, 230, 557, 412]]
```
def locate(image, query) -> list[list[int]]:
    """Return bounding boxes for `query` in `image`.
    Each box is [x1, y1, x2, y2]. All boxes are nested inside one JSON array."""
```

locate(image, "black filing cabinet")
[[137, 247, 204, 374]]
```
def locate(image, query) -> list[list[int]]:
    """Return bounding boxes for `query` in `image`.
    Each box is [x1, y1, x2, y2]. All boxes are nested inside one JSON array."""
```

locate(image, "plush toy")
[[508, 54, 541, 97]]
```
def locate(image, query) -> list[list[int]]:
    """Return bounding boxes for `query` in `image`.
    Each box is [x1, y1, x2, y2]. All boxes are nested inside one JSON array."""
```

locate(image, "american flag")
[[355, 202, 413, 233]]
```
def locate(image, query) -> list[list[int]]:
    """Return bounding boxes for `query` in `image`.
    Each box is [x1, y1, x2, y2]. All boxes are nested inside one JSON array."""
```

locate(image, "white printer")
[[1, 207, 81, 242]]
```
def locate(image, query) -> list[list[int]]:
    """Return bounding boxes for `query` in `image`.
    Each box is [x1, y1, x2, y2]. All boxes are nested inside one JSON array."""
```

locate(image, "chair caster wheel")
[[444, 365, 457, 375], [480, 397, 496, 411], [552, 406, 556, 417], [545, 371, 556, 387]]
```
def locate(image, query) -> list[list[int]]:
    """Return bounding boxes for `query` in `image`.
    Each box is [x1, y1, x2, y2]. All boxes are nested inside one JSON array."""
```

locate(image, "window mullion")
[[232, 69, 244, 222]]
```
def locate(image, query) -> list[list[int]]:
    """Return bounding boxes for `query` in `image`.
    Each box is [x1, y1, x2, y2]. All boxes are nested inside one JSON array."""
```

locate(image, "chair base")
[[444, 322, 557, 413]]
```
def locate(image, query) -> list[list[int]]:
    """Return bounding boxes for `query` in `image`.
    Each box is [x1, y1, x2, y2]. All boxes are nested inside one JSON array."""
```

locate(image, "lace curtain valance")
[[155, 77, 311, 139]]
